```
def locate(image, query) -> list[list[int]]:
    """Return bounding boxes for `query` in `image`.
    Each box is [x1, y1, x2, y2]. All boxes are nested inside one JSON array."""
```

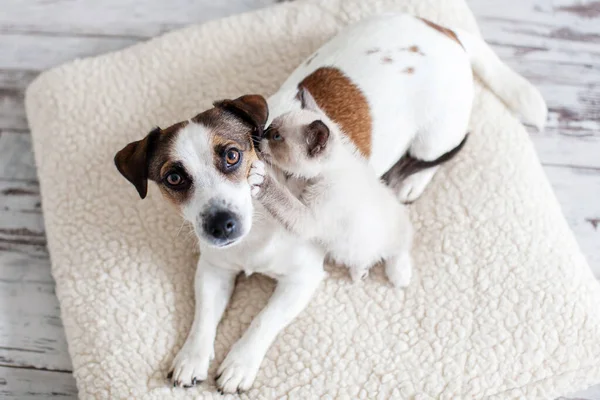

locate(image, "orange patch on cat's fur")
[[299, 67, 372, 157]]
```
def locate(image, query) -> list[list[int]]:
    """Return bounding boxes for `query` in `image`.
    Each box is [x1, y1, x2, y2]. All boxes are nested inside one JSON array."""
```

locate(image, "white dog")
[[114, 13, 546, 393]]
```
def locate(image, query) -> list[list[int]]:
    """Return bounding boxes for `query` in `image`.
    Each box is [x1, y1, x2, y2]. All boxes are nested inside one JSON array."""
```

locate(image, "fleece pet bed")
[[25, 0, 600, 398]]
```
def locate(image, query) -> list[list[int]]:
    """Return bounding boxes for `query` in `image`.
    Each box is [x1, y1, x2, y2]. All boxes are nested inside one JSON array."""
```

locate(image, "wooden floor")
[[0, 0, 599, 398]]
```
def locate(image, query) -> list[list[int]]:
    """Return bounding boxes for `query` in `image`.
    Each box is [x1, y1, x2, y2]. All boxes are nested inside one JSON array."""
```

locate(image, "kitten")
[[249, 88, 413, 287]]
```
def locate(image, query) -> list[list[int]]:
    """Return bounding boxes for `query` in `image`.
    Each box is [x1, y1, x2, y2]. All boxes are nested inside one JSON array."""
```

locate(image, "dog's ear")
[[214, 94, 269, 138], [306, 120, 330, 157], [297, 87, 320, 112], [114, 128, 160, 199]]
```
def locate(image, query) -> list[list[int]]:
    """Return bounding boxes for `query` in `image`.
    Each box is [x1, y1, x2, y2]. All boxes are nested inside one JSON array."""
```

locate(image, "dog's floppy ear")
[[306, 120, 330, 157], [214, 94, 269, 138], [114, 127, 160, 199], [297, 86, 320, 112]]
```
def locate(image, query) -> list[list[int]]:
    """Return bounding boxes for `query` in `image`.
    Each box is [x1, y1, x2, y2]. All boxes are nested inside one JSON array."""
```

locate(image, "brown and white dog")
[[114, 14, 546, 393]]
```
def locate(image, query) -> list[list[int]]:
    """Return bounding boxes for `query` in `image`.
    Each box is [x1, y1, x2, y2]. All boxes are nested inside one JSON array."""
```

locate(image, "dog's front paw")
[[215, 340, 262, 394], [248, 160, 266, 197], [169, 344, 212, 388]]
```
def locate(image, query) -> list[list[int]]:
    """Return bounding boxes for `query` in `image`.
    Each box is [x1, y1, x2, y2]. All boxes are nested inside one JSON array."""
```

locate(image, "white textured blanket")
[[25, 0, 600, 398]]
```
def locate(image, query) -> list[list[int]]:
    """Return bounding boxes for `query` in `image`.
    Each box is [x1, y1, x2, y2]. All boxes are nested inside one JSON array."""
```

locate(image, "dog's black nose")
[[204, 211, 240, 240]]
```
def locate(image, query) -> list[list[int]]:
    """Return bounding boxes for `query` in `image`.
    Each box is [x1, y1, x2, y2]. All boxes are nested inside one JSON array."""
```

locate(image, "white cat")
[[250, 88, 413, 286]]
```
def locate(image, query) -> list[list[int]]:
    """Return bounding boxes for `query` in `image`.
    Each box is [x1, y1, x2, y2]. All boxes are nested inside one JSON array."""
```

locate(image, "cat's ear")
[[297, 87, 320, 112], [305, 120, 330, 157]]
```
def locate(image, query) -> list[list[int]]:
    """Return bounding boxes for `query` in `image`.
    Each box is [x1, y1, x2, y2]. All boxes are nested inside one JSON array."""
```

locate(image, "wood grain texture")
[[0, 0, 277, 38], [0, 0, 598, 398], [0, 366, 76, 399]]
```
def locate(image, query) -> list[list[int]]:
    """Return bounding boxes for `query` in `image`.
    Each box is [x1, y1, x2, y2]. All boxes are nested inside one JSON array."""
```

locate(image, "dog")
[[114, 13, 546, 393]]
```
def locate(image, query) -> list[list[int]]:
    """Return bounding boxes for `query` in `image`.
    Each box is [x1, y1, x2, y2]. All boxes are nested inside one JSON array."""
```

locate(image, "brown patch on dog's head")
[[418, 18, 464, 48], [209, 94, 268, 182], [297, 67, 372, 157], [114, 121, 188, 199], [156, 159, 193, 206], [212, 94, 268, 143]]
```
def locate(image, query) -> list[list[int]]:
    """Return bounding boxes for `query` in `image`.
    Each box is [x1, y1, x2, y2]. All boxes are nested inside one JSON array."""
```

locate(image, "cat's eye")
[[272, 133, 283, 142]]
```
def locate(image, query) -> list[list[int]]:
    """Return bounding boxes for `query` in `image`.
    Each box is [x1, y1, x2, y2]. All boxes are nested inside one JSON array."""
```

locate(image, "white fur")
[[171, 13, 548, 393]]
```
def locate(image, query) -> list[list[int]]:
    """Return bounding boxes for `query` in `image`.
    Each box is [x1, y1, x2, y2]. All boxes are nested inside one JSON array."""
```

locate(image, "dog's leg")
[[216, 259, 324, 393], [170, 259, 236, 387]]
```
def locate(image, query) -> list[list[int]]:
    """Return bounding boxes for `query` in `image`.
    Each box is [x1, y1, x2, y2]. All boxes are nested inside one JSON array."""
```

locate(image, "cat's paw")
[[385, 252, 413, 288], [248, 160, 266, 197]]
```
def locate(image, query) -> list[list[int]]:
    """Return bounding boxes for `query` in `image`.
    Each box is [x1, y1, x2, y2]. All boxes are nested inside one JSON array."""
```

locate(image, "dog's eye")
[[165, 173, 183, 186], [225, 148, 240, 166], [272, 133, 283, 142]]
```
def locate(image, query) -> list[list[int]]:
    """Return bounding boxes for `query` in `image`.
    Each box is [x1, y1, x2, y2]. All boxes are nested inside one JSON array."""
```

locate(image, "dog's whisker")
[[174, 220, 188, 238]]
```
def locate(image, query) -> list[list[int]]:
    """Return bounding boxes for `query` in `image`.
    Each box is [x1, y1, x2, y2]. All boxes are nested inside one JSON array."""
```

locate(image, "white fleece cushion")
[[25, 0, 600, 398]]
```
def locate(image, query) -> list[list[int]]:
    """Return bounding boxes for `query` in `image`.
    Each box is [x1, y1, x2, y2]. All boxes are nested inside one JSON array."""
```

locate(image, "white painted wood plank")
[[533, 130, 600, 170], [469, 0, 600, 34], [0, 34, 138, 71], [0, 366, 76, 399], [0, 70, 37, 133], [0, 132, 37, 180], [0, 177, 70, 371], [0, 179, 46, 259], [0, 279, 72, 371], [0, 92, 28, 133], [0, 0, 279, 38]]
